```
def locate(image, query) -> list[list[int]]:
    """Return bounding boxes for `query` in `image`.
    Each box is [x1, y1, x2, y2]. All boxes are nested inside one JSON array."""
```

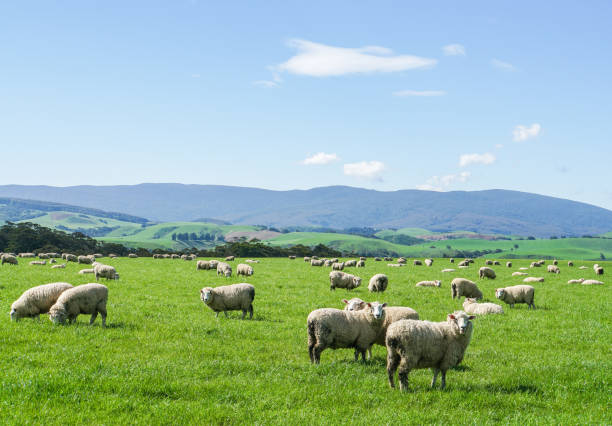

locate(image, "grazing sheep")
[[312, 256, 319, 260], [595, 267, 604, 276], [387, 263, 404, 267], [29, 260, 46, 266], [368, 274, 388, 292], [523, 277, 544, 283], [416, 280, 441, 288], [10, 282, 74, 321], [424, 259, 433, 267], [567, 261, 574, 267], [216, 262, 232, 277], [479, 267, 496, 279], [208, 260, 219, 269], [413, 260, 422, 266], [65, 254, 77, 262], [449, 258, 455, 263], [311, 259, 324, 267], [200, 283, 255, 319], [384, 257, 393, 262], [512, 271, 528, 276], [108, 253, 118, 258], [304, 256, 311, 262], [519, 267, 529, 270], [567, 279, 584, 284], [493, 261, 500, 266], [356, 260, 366, 268], [38, 253, 49, 259], [330, 258, 339, 263], [236, 263, 254, 277], [49, 283, 108, 327], [485, 260, 493, 266], [307, 302, 387, 363], [19, 253, 36, 258], [79, 269, 95, 275], [93, 253, 104, 258], [196, 260, 211, 270], [397, 258, 407, 265], [374, 257, 382, 261], [94, 264, 118, 281], [441, 269, 455, 273], [171, 254, 180, 259], [323, 259, 332, 267], [530, 262, 540, 268], [225, 256, 235, 261], [344, 260, 357, 267], [49, 259, 57, 264], [457, 260, 469, 267], [451, 278, 482, 300], [332, 262, 344, 271], [51, 264, 66, 269], [506, 262, 512, 268], [245, 259, 259, 264], [289, 255, 296, 259], [343, 297, 367, 311], [547, 265, 560, 274], [579, 266, 588, 270], [553, 259, 558, 265], [462, 298, 504, 315], [128, 254, 138, 258], [329, 271, 362, 291], [386, 311, 475, 390], [495, 285, 535, 309], [581, 279, 604, 285]]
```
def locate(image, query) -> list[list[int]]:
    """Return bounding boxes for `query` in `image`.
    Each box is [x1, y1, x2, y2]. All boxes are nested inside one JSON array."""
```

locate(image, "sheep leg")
[[387, 351, 400, 388], [367, 346, 372, 360], [397, 359, 411, 391], [35, 314, 40, 321], [89, 311, 98, 325], [354, 348, 359, 362], [241, 310, 246, 320], [224, 311, 228, 318], [248, 304, 253, 319], [215, 312, 219, 318], [431, 369, 439, 388], [313, 345, 324, 364], [440, 370, 447, 389]]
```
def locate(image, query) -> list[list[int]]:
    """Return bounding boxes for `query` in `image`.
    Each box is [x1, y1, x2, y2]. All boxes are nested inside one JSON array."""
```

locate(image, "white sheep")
[[311, 259, 324, 267], [225, 256, 235, 261], [323, 259, 332, 267], [65, 254, 77, 262], [567, 261, 574, 267], [462, 298, 504, 315], [48, 283, 108, 326], [196, 260, 211, 270], [547, 265, 560, 274], [512, 271, 528, 276], [79, 269, 95, 275], [342, 297, 367, 311], [581, 279, 604, 285], [506, 261, 513, 268], [479, 267, 496, 279], [523, 277, 544, 283], [332, 262, 344, 271], [200, 283, 255, 319], [344, 260, 357, 267], [397, 258, 407, 265], [329, 271, 362, 290], [77, 255, 93, 264], [356, 260, 366, 268], [245, 259, 259, 264], [457, 260, 469, 267], [441, 268, 455, 273], [209, 260, 219, 269], [424, 259, 434, 267], [10, 282, 74, 321], [128, 254, 138, 258], [94, 264, 118, 281], [29, 260, 46, 266], [387, 263, 404, 267], [304, 256, 311, 262], [51, 264, 66, 269], [416, 280, 442, 288], [368, 274, 388, 292], [236, 263, 254, 277], [579, 266, 588, 270], [1, 254, 18, 265], [495, 285, 535, 309], [386, 311, 475, 390], [451, 278, 483, 300], [216, 262, 232, 277], [567, 279, 584, 284]]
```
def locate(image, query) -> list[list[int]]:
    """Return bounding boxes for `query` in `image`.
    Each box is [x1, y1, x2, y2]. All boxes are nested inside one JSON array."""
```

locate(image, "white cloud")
[[513, 123, 541, 142], [417, 171, 471, 191], [393, 90, 446, 97], [491, 59, 516, 71], [343, 161, 385, 179], [459, 153, 496, 167], [191, 74, 200, 78], [443, 44, 466, 56], [302, 152, 339, 165], [253, 80, 280, 88], [275, 39, 436, 77], [495, 144, 504, 149]]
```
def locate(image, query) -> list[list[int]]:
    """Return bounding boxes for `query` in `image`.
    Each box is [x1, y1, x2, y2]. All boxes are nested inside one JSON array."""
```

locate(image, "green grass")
[[265, 232, 413, 255], [0, 257, 609, 424], [17, 211, 142, 232]]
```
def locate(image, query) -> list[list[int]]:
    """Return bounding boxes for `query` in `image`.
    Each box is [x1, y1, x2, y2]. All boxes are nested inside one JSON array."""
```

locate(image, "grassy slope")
[[0, 258, 609, 424], [17, 211, 142, 231]]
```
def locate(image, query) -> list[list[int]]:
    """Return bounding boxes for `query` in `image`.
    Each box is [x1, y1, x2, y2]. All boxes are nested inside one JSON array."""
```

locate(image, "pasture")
[[0, 257, 609, 424]]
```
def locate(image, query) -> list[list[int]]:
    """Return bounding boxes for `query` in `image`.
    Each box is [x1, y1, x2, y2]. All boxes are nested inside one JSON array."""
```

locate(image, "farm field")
[[0, 257, 609, 424]]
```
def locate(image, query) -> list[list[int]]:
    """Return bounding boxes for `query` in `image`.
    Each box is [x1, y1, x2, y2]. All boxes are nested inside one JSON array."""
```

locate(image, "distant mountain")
[[0, 184, 610, 237]]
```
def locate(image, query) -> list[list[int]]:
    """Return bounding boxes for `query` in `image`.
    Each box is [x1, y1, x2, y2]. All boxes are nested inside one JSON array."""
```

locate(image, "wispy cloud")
[[302, 152, 339, 165], [417, 171, 471, 191], [274, 39, 436, 77], [393, 90, 446, 97], [459, 153, 496, 167], [491, 58, 516, 71], [495, 144, 504, 149], [344, 161, 385, 180], [253, 80, 280, 88], [443, 44, 466, 56], [513, 123, 541, 142]]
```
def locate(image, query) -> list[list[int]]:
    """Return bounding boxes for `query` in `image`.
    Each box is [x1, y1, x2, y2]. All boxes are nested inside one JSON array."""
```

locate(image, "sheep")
[[330, 258, 339, 263], [208, 259, 219, 269], [523, 277, 544, 283], [236, 263, 254, 277], [180, 254, 190, 261], [245, 259, 260, 264], [519, 267, 529, 270], [416, 280, 441, 288], [457, 260, 469, 267], [307, 302, 387, 363], [94, 263, 118, 281], [49, 259, 57, 264], [553, 259, 558, 265], [451, 278, 482, 300], [29, 260, 46, 266], [386, 311, 475, 390], [485, 260, 493, 265], [196, 260, 211, 270], [311, 259, 324, 267], [506, 262, 513, 268], [10, 282, 74, 321], [360, 257, 366, 261], [216, 262, 232, 277], [458, 265, 469, 269], [478, 267, 496, 279], [128, 254, 138, 258], [567, 279, 584, 284], [547, 265, 560, 274], [171, 254, 180, 259], [343, 297, 367, 311], [19, 253, 36, 258], [441, 268, 455, 273], [200, 283, 255, 319], [108, 253, 118, 258], [387, 263, 404, 267], [368, 274, 388, 292], [49, 283, 108, 327], [289, 255, 296, 260], [397, 258, 407, 265], [579, 266, 588, 270], [595, 267, 604, 276], [312, 256, 319, 260], [344, 260, 357, 267], [581, 279, 604, 285], [77, 255, 92, 264], [225, 256, 235, 261], [93, 253, 104, 258], [38, 253, 49, 259], [424, 259, 433, 267], [65, 254, 77, 262], [304, 256, 311, 262], [329, 271, 362, 290], [51, 264, 66, 269], [495, 285, 535, 309], [512, 271, 528, 276], [374, 257, 382, 261], [413, 260, 422, 266], [384, 257, 393, 261], [493, 261, 501, 266], [530, 262, 541, 268], [449, 258, 455, 263], [323, 259, 332, 267], [356, 260, 366, 268], [568, 261, 574, 267], [79, 269, 95, 275], [462, 298, 504, 315], [332, 262, 344, 271]]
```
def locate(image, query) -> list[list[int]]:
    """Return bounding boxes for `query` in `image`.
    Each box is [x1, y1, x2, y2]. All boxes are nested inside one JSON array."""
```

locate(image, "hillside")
[[0, 184, 610, 237]]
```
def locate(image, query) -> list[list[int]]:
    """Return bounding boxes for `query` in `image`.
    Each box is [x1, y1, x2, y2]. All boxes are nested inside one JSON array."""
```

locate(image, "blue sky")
[[1, 1, 611, 209]]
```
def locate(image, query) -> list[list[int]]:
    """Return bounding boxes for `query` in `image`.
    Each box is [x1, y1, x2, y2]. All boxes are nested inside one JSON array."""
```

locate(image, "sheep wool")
[[495, 285, 535, 309], [451, 278, 483, 300], [49, 283, 108, 327], [462, 298, 504, 315], [10, 282, 74, 321], [200, 283, 255, 319], [368, 274, 388, 292]]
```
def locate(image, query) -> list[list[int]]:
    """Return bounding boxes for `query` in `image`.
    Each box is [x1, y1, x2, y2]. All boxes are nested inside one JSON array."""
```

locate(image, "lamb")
[[200, 283, 255, 319], [236, 263, 254, 277], [311, 259, 324, 267], [449, 258, 454, 263], [10, 282, 74, 321], [225, 256, 235, 261], [356, 260, 366, 268], [462, 298, 504, 315], [49, 283, 108, 327], [51, 264, 66, 269], [567, 279, 584, 284], [424, 259, 433, 267], [368, 274, 388, 292], [495, 285, 535, 308], [307, 302, 387, 363], [547, 265, 561, 274], [386, 311, 475, 390], [581, 279, 604, 285], [29, 260, 46, 266], [451, 278, 482, 300], [512, 271, 528, 276], [94, 263, 118, 281], [79, 269, 95, 275], [196, 260, 211, 270], [478, 267, 496, 279], [413, 260, 422, 266], [523, 277, 544, 283], [343, 297, 367, 311], [506, 262, 513, 268], [332, 262, 344, 271], [329, 271, 362, 290], [416, 280, 441, 287], [493, 261, 501, 266], [567, 261, 574, 267], [441, 269, 455, 273], [216, 262, 232, 277], [344, 260, 357, 267]]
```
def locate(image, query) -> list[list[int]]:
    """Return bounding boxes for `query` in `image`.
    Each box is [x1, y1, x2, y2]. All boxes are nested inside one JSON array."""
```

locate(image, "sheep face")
[[368, 302, 387, 320], [200, 288, 213, 303], [495, 289, 505, 300], [9, 308, 18, 321], [353, 277, 362, 288], [49, 307, 68, 324], [435, 280, 441, 287], [343, 298, 366, 311], [448, 311, 475, 335]]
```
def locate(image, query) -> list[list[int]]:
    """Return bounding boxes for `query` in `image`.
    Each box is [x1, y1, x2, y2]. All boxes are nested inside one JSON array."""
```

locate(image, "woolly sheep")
[[329, 271, 362, 291], [424, 259, 433, 267], [360, 257, 366, 261], [289, 255, 296, 259], [356, 260, 366, 268], [512, 271, 528, 276], [51, 264, 66, 269], [307, 302, 387, 363], [579, 266, 588, 270], [236, 263, 254, 277], [547, 265, 560, 274], [10, 282, 74, 321], [49, 283, 108, 327], [413, 260, 422, 266], [519, 267, 529, 270], [458, 265, 469, 269], [386, 311, 475, 390], [567, 279, 584, 284], [108, 253, 118, 258], [553, 259, 558, 265], [344, 260, 357, 267], [485, 260, 493, 265], [216, 262, 232, 277], [49, 259, 57, 264], [19, 253, 36, 258], [225, 256, 235, 261], [495, 285, 535, 308], [94, 264, 118, 281], [581, 279, 604, 285], [38, 253, 49, 259], [310, 259, 324, 267], [568, 261, 574, 267], [323, 259, 332, 267], [368, 274, 388, 292], [330, 258, 339, 263], [65, 254, 77, 262], [374, 257, 382, 261], [441, 268, 455, 273], [79, 269, 95, 275], [457, 260, 469, 267], [462, 298, 504, 315], [449, 258, 454, 263], [416, 280, 441, 288], [523, 277, 544, 283], [208, 260, 219, 269], [29, 260, 46, 266], [493, 261, 500, 266], [332, 262, 344, 271], [200, 283, 255, 319], [595, 267, 604, 275], [304, 256, 311, 262], [506, 262, 513, 268], [343, 297, 367, 311], [245, 259, 259, 264], [384, 257, 393, 261], [397, 258, 407, 265], [479, 267, 496, 279], [196, 260, 211, 270], [451, 278, 482, 300], [530, 262, 541, 268], [387, 263, 404, 267], [128, 254, 138, 258]]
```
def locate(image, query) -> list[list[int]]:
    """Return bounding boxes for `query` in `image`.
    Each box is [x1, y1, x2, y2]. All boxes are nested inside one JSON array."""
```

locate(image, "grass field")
[[0, 257, 609, 424]]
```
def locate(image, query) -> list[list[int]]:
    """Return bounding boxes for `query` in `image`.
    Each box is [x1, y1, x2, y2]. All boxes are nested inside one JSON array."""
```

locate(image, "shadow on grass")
[[481, 383, 541, 395], [451, 365, 471, 372]]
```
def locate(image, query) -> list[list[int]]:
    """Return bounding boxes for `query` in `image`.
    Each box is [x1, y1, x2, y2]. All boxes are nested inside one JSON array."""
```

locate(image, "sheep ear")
[[366, 303, 372, 307], [468, 316, 476, 320], [382, 303, 387, 307], [342, 299, 349, 304], [200, 289, 204, 294], [448, 314, 456, 320]]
